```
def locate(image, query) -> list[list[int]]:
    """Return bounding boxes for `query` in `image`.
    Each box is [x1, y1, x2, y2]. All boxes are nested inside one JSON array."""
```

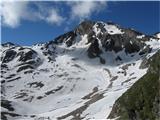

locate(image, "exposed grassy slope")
[[108, 50, 160, 120]]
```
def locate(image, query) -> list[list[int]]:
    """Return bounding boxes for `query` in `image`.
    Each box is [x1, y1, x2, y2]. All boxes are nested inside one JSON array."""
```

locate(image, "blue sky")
[[1, 1, 160, 45]]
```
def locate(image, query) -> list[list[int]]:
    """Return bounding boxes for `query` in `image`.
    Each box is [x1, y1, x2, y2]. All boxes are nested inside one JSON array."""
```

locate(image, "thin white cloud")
[[1, 1, 28, 28], [46, 10, 64, 25], [1, 1, 64, 28], [69, 1, 107, 20], [1, 1, 107, 28]]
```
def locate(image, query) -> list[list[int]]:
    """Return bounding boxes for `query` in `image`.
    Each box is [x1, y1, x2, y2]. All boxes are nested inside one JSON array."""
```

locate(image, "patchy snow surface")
[[1, 34, 160, 120], [155, 33, 160, 39], [136, 35, 145, 39], [104, 24, 124, 35], [93, 22, 124, 35]]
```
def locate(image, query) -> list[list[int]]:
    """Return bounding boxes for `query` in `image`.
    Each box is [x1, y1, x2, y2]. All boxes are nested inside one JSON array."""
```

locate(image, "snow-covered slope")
[[1, 21, 160, 120], [154, 32, 160, 39]]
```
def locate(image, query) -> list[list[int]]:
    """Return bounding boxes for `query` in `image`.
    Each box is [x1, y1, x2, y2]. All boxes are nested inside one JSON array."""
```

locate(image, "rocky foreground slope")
[[108, 50, 160, 120], [0, 21, 160, 120]]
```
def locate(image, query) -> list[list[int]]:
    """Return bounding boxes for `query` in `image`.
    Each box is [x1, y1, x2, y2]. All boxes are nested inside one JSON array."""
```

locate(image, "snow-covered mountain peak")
[[1, 20, 160, 120]]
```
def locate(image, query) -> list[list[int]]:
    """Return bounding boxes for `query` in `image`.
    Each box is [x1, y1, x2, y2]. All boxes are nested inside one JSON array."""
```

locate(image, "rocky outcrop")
[[2, 49, 17, 63], [54, 31, 77, 47], [76, 20, 95, 35], [108, 50, 160, 120], [48, 21, 153, 60], [87, 37, 102, 58], [1, 47, 42, 73]]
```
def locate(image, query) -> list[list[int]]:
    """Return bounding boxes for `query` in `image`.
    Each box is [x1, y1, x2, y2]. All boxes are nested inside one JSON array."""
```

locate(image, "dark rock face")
[[76, 20, 95, 35], [90, 22, 152, 54], [108, 50, 160, 120], [102, 34, 124, 52], [1, 112, 20, 120], [2, 49, 17, 63], [124, 41, 141, 54], [69, 21, 149, 56], [98, 28, 144, 54], [18, 49, 37, 62], [45, 21, 152, 60], [139, 45, 152, 56], [87, 37, 102, 58], [1, 47, 39, 63], [54, 31, 77, 47], [1, 99, 21, 120], [27, 82, 44, 88], [1, 64, 8, 70], [99, 56, 106, 64], [1, 100, 15, 111], [53, 21, 95, 47], [115, 56, 122, 61], [17, 65, 34, 72], [1, 47, 42, 73]]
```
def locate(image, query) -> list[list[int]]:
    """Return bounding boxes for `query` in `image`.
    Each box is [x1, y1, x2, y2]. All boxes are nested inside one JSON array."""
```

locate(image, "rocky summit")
[[0, 20, 160, 120]]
